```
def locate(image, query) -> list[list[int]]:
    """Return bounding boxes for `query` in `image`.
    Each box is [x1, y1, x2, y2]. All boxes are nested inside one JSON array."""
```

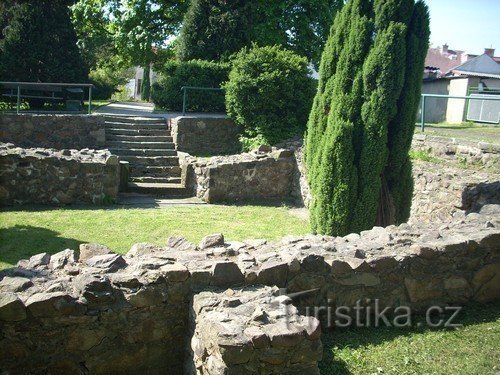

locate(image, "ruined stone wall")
[[0, 206, 498, 373], [412, 134, 500, 173], [0, 114, 106, 149], [0, 143, 120, 205], [183, 147, 296, 203], [411, 162, 500, 224], [170, 116, 242, 156]]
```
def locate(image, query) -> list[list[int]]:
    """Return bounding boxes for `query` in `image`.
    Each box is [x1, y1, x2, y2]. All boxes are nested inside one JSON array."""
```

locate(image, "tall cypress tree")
[[385, 1, 430, 224], [305, 0, 429, 236]]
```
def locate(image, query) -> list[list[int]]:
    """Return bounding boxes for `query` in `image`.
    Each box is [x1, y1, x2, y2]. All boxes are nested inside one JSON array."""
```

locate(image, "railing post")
[[182, 87, 187, 116], [420, 95, 426, 132], [16, 85, 21, 114], [88, 85, 92, 115]]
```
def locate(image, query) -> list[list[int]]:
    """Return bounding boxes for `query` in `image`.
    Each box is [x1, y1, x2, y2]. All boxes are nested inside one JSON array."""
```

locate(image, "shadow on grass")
[[0, 225, 82, 267], [318, 301, 500, 374]]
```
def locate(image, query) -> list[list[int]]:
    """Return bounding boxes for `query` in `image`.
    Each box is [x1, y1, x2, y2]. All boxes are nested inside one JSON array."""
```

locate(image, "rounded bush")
[[224, 45, 315, 147]]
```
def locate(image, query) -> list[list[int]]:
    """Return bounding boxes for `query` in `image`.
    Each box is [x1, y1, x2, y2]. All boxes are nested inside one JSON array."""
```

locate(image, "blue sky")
[[423, 0, 500, 55]]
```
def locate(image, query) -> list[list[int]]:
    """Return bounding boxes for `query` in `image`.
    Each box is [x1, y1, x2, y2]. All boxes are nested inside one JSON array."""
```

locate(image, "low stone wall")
[[0, 114, 106, 149], [189, 287, 322, 374], [412, 134, 500, 173], [182, 147, 296, 203], [411, 162, 500, 224], [0, 143, 120, 205], [170, 116, 242, 155], [0, 206, 498, 373]]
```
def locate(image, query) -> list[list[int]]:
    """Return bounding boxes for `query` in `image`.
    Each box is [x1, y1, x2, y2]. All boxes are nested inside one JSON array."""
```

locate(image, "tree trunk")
[[141, 64, 151, 102]]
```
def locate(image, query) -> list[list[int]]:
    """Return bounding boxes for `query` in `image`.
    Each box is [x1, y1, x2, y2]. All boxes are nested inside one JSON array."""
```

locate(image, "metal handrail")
[[0, 81, 94, 115], [420, 93, 500, 131], [180, 86, 224, 116]]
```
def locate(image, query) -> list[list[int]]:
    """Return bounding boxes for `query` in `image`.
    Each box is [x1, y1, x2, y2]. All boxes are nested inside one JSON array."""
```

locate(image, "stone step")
[[106, 134, 173, 142], [109, 148, 178, 157], [104, 116, 167, 124], [106, 141, 175, 150], [130, 176, 182, 184], [106, 128, 170, 137], [104, 122, 169, 131], [127, 182, 192, 198], [130, 165, 182, 177], [117, 155, 180, 166]]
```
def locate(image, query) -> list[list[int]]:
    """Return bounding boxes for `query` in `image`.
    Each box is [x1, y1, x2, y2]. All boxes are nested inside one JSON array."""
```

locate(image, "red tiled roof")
[[424, 47, 462, 75]]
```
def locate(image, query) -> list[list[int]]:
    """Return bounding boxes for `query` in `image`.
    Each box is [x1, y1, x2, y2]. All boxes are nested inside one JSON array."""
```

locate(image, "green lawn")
[[320, 302, 500, 374], [0, 204, 310, 269], [417, 122, 500, 144]]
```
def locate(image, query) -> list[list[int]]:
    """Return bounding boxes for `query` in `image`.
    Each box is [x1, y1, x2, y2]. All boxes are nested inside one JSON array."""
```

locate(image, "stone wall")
[[182, 147, 296, 203], [0, 143, 120, 205], [411, 162, 500, 224], [0, 205, 499, 373], [170, 116, 242, 156], [412, 134, 500, 173], [0, 114, 106, 149], [189, 287, 322, 374]]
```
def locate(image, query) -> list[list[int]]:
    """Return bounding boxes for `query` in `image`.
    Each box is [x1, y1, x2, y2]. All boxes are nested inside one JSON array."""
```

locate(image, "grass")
[[0, 204, 310, 269], [417, 121, 500, 144], [0, 100, 111, 113], [409, 149, 441, 164], [319, 301, 500, 375]]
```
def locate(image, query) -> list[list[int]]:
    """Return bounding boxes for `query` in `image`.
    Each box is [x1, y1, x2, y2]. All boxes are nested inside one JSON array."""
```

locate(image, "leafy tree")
[[305, 0, 429, 236], [0, 0, 88, 83], [72, 0, 188, 100], [177, 0, 342, 67]]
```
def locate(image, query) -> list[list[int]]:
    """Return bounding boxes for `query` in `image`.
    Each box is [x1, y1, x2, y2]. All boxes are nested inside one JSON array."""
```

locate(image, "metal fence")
[[0, 81, 94, 115], [419, 93, 500, 131]]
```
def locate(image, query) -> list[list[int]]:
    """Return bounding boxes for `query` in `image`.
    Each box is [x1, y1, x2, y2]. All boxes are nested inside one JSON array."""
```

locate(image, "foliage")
[[224, 45, 315, 147], [151, 59, 229, 111], [305, 0, 429, 236], [89, 63, 132, 100], [0, 205, 309, 269], [0, 0, 88, 83], [177, 0, 342, 67], [72, 0, 188, 97], [177, 0, 256, 62]]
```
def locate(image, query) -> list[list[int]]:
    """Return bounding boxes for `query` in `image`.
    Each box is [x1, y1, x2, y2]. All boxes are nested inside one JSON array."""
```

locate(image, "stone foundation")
[[189, 287, 322, 374], [0, 114, 106, 149], [411, 162, 500, 223], [1, 205, 499, 373], [182, 147, 296, 203], [412, 134, 500, 172], [171, 116, 242, 156], [0, 143, 120, 205]]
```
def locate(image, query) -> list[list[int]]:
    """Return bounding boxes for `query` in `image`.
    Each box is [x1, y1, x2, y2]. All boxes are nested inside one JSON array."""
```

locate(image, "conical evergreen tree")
[[0, 0, 88, 83], [305, 0, 429, 236]]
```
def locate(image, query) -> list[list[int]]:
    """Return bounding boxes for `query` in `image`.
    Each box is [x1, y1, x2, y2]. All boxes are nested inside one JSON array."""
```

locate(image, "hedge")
[[151, 60, 230, 112]]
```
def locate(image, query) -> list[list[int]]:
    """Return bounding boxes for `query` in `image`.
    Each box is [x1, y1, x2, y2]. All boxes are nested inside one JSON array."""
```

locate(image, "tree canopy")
[[0, 0, 88, 82], [177, 0, 342, 67]]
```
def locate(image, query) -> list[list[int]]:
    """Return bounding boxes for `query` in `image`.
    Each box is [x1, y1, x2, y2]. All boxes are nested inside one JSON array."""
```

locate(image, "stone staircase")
[[104, 115, 191, 197]]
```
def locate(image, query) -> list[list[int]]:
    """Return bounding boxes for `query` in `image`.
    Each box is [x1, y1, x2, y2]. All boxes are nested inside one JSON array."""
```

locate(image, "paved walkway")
[[94, 101, 227, 119]]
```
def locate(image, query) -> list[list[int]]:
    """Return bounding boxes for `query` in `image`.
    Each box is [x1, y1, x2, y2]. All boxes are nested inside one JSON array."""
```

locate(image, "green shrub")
[[89, 65, 131, 100], [151, 60, 230, 112], [224, 45, 315, 148]]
